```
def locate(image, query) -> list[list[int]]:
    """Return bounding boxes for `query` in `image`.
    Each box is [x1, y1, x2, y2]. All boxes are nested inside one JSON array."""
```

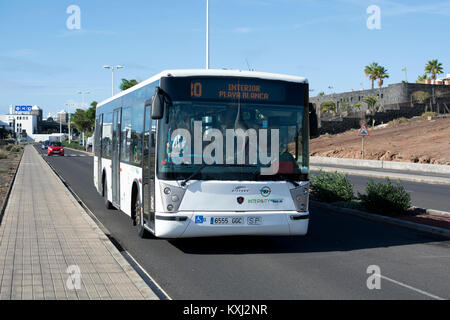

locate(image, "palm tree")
[[375, 66, 389, 88], [364, 62, 379, 89], [416, 74, 429, 84], [363, 96, 379, 115], [425, 59, 444, 81]]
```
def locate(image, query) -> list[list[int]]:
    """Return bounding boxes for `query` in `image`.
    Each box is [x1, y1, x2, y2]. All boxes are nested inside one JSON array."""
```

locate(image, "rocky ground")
[[310, 116, 450, 165], [0, 145, 23, 206]]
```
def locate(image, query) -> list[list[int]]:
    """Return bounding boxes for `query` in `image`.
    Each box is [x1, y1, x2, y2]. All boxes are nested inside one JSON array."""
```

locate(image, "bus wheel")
[[103, 178, 113, 210], [134, 194, 148, 238]]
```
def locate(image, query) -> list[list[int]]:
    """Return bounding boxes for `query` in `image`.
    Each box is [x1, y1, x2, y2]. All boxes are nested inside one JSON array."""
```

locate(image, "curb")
[[310, 165, 450, 186], [310, 201, 450, 239], [0, 149, 24, 226], [34, 146, 162, 300]]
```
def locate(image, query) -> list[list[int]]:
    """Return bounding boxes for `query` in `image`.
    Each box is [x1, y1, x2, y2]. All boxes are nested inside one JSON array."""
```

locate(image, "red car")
[[48, 142, 65, 156]]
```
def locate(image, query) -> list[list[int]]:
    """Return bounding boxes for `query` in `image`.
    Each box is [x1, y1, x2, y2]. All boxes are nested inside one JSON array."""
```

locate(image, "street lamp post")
[[103, 65, 124, 96], [206, 0, 210, 69]]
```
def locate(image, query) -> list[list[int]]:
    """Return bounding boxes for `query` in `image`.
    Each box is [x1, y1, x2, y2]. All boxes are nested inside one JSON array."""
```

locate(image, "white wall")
[[32, 133, 67, 143]]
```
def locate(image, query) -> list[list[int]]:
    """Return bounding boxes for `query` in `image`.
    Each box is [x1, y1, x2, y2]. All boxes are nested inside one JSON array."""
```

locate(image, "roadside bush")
[[310, 171, 354, 203], [11, 146, 23, 153], [4, 145, 14, 152], [332, 199, 366, 211], [359, 178, 411, 216], [0, 152, 7, 159], [388, 117, 410, 127], [421, 112, 437, 119]]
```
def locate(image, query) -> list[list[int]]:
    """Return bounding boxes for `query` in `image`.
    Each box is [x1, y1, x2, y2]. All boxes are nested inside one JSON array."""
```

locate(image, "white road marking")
[[379, 274, 445, 300]]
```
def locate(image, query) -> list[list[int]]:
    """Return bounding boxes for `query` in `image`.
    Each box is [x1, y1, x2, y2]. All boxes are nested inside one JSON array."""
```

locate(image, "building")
[[0, 105, 39, 141], [435, 73, 450, 85], [310, 82, 450, 134], [56, 110, 69, 124]]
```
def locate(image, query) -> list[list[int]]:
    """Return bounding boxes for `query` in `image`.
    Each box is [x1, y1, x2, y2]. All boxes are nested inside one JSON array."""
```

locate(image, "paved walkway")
[[0, 145, 158, 300]]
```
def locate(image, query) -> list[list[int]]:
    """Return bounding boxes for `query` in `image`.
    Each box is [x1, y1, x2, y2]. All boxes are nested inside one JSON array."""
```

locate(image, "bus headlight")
[[290, 183, 309, 212], [160, 182, 186, 213]]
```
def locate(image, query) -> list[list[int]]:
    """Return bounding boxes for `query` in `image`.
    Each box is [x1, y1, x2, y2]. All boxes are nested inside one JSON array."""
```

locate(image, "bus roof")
[[97, 69, 308, 108]]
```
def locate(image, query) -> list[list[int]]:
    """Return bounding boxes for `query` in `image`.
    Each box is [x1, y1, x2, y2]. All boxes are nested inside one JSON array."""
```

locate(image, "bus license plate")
[[210, 217, 244, 225]]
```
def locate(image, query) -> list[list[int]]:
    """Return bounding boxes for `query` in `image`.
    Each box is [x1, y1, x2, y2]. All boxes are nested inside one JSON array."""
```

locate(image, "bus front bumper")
[[153, 211, 309, 238]]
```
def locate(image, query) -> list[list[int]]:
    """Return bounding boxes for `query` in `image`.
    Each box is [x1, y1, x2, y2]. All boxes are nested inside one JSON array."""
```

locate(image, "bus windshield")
[[157, 101, 309, 181]]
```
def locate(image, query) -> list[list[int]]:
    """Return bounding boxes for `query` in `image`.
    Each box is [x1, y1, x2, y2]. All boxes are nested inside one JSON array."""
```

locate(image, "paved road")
[[311, 170, 450, 212], [36, 146, 450, 300]]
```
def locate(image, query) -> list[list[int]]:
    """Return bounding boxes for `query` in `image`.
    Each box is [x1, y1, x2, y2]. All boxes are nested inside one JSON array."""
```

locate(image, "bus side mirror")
[[150, 87, 165, 120], [309, 103, 319, 138]]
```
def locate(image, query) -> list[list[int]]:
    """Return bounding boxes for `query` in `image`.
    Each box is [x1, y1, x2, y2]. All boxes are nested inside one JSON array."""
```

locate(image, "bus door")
[[142, 105, 156, 231], [112, 108, 122, 207], [96, 114, 103, 194]]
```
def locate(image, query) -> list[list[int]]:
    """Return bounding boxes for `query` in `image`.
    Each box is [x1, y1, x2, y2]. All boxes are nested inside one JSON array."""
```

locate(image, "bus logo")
[[237, 197, 244, 204], [260, 186, 271, 198], [232, 186, 249, 193]]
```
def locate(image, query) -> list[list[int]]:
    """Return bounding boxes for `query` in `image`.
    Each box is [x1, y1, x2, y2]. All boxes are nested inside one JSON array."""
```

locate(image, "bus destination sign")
[[189, 79, 287, 103]]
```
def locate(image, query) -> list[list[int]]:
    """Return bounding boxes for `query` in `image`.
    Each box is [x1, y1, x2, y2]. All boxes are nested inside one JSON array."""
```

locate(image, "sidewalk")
[[0, 145, 158, 300]]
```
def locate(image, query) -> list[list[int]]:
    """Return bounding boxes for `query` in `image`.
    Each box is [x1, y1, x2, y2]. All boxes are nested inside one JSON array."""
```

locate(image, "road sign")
[[358, 124, 370, 136], [15, 106, 32, 112]]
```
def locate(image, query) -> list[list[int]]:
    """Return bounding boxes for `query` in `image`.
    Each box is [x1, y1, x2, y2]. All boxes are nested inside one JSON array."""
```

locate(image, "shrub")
[[388, 117, 410, 127], [421, 112, 437, 119], [11, 146, 22, 153], [0, 152, 7, 159], [332, 199, 366, 211], [310, 171, 354, 203], [359, 178, 411, 216]]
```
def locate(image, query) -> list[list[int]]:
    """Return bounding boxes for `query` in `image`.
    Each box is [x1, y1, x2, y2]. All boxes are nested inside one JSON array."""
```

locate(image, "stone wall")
[[311, 82, 450, 135]]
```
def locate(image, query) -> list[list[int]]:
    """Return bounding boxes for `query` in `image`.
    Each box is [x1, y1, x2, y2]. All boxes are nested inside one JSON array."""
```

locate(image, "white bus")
[[93, 69, 318, 238]]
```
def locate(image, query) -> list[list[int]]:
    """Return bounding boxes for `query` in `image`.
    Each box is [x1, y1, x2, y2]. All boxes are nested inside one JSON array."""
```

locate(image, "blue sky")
[[1, 0, 449, 116]]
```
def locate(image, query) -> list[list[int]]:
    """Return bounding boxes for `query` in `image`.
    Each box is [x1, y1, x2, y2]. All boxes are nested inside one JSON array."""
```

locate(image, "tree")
[[363, 96, 379, 115], [120, 79, 139, 91], [416, 74, 429, 84], [86, 103, 96, 131], [320, 101, 337, 114], [364, 62, 380, 89], [71, 109, 92, 134], [375, 66, 389, 88], [425, 59, 444, 80], [412, 91, 431, 104]]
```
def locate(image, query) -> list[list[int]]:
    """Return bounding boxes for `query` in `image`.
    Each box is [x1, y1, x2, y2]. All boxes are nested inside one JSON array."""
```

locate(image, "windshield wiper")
[[180, 164, 208, 187]]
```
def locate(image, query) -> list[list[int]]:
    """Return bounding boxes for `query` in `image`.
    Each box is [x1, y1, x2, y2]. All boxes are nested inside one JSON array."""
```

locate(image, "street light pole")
[[104, 65, 124, 96], [206, 0, 210, 69]]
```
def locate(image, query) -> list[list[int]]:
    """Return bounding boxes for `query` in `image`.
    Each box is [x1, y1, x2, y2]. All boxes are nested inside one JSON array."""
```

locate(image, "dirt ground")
[[310, 116, 450, 165], [0, 147, 23, 206]]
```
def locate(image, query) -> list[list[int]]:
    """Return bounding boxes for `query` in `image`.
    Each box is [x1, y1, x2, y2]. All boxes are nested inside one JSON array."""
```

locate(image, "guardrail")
[[311, 157, 450, 175]]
